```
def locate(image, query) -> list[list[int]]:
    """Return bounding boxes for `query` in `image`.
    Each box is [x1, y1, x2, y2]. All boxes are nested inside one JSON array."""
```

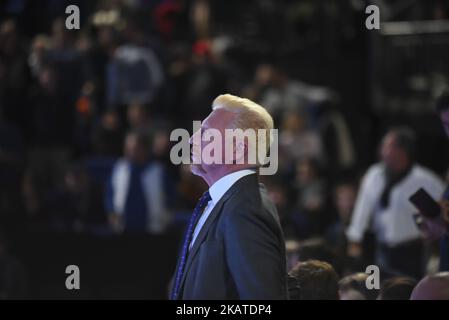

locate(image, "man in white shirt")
[[346, 127, 444, 278], [189, 169, 256, 251]]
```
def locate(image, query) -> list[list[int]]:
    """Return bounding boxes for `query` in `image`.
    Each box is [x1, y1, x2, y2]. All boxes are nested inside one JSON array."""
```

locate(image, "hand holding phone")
[[409, 188, 441, 218]]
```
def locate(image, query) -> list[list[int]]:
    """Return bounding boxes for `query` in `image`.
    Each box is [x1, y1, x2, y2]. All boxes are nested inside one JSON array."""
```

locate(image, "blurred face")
[[127, 103, 148, 128], [124, 134, 147, 164], [0, 20, 18, 54], [335, 184, 356, 223], [440, 109, 449, 139], [254, 64, 274, 87], [102, 111, 120, 130], [52, 18, 68, 48], [98, 27, 114, 48], [296, 159, 315, 185], [64, 171, 87, 193], [38, 67, 56, 93], [380, 133, 408, 173], [283, 114, 305, 133], [153, 130, 169, 157], [268, 187, 287, 208], [189, 109, 236, 179]]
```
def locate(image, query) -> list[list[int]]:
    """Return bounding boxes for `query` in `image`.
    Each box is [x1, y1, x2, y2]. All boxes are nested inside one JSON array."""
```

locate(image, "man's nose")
[[189, 129, 200, 145]]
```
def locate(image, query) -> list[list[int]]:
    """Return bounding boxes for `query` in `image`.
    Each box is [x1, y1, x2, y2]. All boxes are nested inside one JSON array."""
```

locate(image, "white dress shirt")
[[189, 169, 257, 250], [346, 163, 445, 247]]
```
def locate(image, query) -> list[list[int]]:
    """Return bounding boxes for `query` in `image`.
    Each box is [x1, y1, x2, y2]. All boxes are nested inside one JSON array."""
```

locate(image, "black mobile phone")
[[409, 188, 441, 218]]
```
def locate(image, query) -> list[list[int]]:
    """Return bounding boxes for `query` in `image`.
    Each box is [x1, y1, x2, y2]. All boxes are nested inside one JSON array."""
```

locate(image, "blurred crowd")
[[1, 0, 449, 299]]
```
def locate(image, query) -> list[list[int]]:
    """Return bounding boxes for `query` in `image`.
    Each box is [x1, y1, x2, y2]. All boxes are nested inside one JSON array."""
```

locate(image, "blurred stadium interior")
[[0, 0, 449, 299]]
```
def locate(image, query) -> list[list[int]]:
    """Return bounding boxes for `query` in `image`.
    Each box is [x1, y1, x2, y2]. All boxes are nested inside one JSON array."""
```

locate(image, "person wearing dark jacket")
[[170, 94, 287, 300]]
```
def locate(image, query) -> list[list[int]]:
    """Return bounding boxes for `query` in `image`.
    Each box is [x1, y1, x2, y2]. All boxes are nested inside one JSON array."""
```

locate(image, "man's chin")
[[190, 163, 206, 177]]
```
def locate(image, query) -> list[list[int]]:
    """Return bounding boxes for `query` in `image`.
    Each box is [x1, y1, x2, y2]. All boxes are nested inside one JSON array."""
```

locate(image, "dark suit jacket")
[[172, 173, 288, 300]]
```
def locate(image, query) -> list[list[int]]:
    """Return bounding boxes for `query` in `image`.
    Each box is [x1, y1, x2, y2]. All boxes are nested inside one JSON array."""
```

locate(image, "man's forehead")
[[382, 132, 396, 145], [202, 109, 235, 127]]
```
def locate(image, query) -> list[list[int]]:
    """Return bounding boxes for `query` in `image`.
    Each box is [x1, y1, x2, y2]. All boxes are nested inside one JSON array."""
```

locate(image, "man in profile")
[[170, 94, 287, 300]]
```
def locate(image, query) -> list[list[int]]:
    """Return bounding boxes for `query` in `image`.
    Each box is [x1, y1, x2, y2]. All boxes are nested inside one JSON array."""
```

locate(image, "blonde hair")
[[212, 94, 274, 162]]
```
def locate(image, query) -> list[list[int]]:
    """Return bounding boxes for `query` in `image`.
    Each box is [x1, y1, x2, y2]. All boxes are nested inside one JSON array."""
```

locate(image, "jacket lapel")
[[178, 189, 234, 296], [178, 174, 258, 298]]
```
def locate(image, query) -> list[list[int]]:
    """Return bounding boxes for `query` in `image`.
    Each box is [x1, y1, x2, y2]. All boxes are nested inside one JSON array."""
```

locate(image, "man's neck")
[[205, 166, 257, 187]]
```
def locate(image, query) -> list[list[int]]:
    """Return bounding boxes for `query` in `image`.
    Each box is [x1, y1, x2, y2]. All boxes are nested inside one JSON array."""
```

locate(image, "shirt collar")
[[209, 169, 256, 204]]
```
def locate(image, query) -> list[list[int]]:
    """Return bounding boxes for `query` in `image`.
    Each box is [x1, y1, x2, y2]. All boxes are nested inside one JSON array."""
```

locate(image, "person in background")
[[105, 130, 172, 234], [106, 20, 164, 109], [295, 238, 339, 274], [377, 277, 417, 300], [288, 260, 339, 300], [291, 158, 328, 239], [346, 127, 445, 279], [242, 63, 335, 123], [419, 91, 449, 271], [91, 110, 124, 157], [410, 272, 449, 300], [0, 19, 30, 136], [31, 162, 108, 232], [279, 111, 324, 170], [127, 102, 152, 132], [325, 177, 358, 264], [263, 177, 298, 240], [60, 163, 108, 231], [339, 272, 379, 300]]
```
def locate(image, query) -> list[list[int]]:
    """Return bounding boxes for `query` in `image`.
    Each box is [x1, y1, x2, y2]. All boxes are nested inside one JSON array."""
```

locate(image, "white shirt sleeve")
[[419, 167, 445, 201], [346, 165, 381, 243]]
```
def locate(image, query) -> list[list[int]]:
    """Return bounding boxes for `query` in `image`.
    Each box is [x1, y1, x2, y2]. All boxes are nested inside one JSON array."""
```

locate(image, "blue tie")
[[171, 191, 211, 300]]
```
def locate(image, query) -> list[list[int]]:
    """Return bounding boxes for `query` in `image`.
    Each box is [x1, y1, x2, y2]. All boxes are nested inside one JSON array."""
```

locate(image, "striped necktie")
[[171, 190, 211, 300]]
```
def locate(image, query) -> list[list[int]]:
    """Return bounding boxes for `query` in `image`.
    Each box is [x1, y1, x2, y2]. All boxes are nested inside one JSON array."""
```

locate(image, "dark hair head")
[[339, 272, 379, 300], [436, 89, 449, 113], [297, 239, 337, 268], [126, 129, 151, 150], [411, 272, 449, 300], [379, 277, 417, 300], [288, 260, 339, 300], [387, 126, 416, 159]]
